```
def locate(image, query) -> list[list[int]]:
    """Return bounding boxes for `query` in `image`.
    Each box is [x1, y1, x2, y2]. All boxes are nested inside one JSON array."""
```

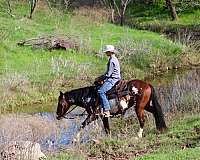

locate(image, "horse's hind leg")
[[135, 87, 151, 138], [135, 107, 145, 138]]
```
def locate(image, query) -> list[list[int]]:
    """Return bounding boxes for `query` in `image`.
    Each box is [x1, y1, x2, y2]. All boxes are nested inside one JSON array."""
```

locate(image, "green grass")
[[47, 151, 85, 160], [134, 115, 200, 160], [132, 9, 200, 28], [135, 148, 200, 160], [127, 8, 200, 37], [126, 1, 200, 26], [0, 6, 183, 77]]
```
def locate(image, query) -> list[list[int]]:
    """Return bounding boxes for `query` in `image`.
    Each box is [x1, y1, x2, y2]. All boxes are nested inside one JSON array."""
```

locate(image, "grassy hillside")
[[126, 2, 200, 43], [0, 1, 191, 112], [126, 1, 200, 26]]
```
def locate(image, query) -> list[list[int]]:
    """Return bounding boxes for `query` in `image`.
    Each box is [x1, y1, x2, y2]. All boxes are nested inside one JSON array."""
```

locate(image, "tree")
[[107, 0, 131, 26], [120, 0, 130, 26], [166, 0, 177, 20], [29, 0, 37, 19], [110, 0, 115, 23]]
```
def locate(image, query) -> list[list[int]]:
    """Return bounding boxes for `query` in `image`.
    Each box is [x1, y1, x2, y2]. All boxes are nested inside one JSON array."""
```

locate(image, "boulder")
[[0, 141, 46, 160]]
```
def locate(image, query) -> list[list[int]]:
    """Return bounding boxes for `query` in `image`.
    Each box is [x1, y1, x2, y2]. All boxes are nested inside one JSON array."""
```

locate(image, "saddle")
[[94, 80, 131, 113], [106, 80, 129, 100]]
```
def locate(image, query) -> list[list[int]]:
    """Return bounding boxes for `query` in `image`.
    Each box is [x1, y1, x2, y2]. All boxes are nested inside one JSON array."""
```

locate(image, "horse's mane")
[[64, 86, 97, 104]]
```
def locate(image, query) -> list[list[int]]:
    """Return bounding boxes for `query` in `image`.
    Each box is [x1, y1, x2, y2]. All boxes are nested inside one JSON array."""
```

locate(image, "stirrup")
[[103, 111, 110, 117]]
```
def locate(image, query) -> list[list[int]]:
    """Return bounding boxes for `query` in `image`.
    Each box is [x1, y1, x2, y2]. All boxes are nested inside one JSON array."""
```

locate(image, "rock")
[[0, 141, 46, 160]]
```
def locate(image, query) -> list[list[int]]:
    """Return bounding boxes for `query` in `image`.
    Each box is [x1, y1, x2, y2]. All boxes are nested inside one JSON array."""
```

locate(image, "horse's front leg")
[[73, 113, 97, 143], [81, 113, 97, 129]]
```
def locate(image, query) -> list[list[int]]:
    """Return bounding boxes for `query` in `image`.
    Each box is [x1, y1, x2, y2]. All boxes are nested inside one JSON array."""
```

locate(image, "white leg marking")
[[137, 128, 143, 138], [73, 131, 81, 143]]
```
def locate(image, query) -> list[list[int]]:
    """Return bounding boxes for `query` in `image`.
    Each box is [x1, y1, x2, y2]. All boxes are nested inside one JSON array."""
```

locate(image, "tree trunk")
[[166, 0, 177, 20], [120, 0, 129, 26], [110, 0, 115, 23], [120, 1, 124, 26], [29, 0, 37, 19]]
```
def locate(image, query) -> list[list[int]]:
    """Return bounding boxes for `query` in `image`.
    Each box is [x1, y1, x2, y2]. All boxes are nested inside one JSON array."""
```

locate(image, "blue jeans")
[[97, 81, 113, 111]]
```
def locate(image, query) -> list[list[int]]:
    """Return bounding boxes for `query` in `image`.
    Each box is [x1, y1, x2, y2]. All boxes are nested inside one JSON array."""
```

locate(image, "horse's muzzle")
[[56, 115, 63, 120]]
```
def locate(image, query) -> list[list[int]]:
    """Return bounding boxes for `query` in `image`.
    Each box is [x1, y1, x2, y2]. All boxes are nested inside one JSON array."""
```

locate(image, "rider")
[[96, 45, 121, 117]]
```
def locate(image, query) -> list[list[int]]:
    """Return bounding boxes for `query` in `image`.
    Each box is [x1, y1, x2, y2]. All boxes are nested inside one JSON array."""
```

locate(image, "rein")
[[65, 105, 78, 115], [63, 106, 87, 119]]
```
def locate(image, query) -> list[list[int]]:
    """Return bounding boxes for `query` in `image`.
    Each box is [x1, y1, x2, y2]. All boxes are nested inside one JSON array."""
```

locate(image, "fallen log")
[[17, 35, 79, 51]]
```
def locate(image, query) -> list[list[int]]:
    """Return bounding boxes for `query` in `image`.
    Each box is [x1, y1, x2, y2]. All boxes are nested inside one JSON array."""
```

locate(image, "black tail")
[[150, 86, 167, 131]]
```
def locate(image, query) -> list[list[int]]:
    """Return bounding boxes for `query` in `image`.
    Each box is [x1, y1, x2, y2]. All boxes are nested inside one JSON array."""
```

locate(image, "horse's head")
[[56, 91, 71, 120]]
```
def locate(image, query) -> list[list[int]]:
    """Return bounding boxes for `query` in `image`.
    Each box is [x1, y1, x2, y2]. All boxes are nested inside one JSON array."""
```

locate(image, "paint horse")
[[56, 79, 167, 138]]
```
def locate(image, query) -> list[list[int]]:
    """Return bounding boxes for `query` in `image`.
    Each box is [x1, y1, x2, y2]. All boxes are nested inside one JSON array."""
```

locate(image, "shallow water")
[[38, 112, 105, 151], [0, 111, 105, 151]]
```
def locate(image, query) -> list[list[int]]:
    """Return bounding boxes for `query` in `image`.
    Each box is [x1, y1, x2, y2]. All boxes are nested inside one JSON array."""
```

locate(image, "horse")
[[56, 79, 167, 138]]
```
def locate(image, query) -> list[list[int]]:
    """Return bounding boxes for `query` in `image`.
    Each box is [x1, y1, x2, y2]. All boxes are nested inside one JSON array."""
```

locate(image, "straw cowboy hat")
[[103, 45, 117, 53]]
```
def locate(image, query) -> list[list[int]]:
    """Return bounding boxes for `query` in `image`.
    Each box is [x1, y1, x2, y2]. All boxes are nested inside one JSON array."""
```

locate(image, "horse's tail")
[[150, 86, 167, 132]]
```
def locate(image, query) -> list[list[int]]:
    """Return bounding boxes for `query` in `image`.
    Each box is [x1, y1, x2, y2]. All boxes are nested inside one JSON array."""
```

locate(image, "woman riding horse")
[[56, 79, 167, 138], [96, 45, 121, 117]]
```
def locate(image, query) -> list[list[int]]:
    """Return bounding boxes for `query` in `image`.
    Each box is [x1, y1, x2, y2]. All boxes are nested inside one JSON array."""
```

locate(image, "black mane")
[[64, 86, 97, 107]]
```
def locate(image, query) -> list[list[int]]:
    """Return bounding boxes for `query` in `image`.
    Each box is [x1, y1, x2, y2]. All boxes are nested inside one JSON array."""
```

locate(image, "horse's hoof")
[[134, 137, 139, 140], [137, 134, 143, 138], [72, 138, 78, 143], [72, 132, 81, 144], [91, 139, 101, 145]]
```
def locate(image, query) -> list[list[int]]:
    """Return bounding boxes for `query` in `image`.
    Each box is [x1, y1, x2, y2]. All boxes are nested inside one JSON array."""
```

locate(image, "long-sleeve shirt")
[[102, 54, 121, 85]]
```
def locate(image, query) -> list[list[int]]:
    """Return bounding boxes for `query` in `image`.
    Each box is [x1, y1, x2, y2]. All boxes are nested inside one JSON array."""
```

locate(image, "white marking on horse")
[[150, 100, 153, 106], [120, 100, 128, 109], [137, 128, 143, 138], [73, 131, 81, 143], [86, 97, 91, 103], [132, 86, 138, 94]]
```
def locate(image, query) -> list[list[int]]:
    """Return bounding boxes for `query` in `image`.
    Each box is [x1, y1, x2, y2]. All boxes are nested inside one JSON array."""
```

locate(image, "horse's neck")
[[66, 87, 96, 107]]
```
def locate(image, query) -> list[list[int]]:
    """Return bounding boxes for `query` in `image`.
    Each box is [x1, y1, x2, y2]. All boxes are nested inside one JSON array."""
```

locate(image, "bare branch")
[[7, 0, 12, 14], [45, 0, 53, 12], [113, 0, 120, 17], [0, 0, 15, 17]]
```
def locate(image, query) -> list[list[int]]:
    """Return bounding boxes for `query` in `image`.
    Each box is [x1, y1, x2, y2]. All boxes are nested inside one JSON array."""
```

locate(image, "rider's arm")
[[95, 57, 114, 82], [104, 59, 114, 78]]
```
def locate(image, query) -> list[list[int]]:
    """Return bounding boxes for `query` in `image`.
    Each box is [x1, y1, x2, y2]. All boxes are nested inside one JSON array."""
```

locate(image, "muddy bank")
[[128, 20, 200, 45]]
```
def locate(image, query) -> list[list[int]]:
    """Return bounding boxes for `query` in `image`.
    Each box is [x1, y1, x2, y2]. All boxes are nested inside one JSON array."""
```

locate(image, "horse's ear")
[[60, 91, 63, 96]]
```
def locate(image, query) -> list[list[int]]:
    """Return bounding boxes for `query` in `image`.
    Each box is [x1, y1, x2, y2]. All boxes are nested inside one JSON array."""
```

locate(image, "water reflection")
[[36, 112, 104, 151], [154, 69, 200, 113]]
